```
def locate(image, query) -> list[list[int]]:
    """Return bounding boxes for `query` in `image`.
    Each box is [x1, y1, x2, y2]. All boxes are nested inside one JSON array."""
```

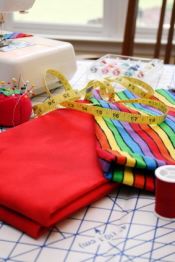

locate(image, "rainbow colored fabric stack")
[[2, 32, 32, 40], [92, 89, 175, 192]]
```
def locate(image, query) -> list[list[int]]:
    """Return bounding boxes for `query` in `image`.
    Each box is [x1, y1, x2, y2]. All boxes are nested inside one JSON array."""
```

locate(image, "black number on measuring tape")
[[131, 116, 138, 122], [113, 113, 119, 118], [48, 99, 55, 106], [96, 109, 103, 115], [149, 117, 156, 123], [82, 106, 88, 111], [67, 102, 74, 108], [63, 93, 70, 98]]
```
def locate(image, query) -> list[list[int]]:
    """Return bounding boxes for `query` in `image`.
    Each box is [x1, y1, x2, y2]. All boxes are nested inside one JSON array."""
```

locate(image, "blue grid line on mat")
[[0, 188, 175, 261]]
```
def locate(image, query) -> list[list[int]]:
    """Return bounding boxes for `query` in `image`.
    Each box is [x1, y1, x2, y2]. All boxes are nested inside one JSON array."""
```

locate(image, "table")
[[0, 61, 175, 262]]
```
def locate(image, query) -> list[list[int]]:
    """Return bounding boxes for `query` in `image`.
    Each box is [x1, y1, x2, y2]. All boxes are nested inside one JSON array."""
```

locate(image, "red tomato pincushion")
[[0, 86, 32, 127]]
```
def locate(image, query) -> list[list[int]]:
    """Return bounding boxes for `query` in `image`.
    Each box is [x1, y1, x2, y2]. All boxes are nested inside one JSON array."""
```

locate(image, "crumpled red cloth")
[[0, 109, 118, 238]]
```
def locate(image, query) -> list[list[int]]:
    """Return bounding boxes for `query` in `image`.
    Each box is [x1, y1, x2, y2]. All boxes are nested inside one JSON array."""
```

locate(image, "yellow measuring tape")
[[33, 69, 168, 125]]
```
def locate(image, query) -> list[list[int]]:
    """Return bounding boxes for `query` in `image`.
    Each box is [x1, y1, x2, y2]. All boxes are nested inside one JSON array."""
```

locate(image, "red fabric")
[[0, 183, 115, 238], [15, 33, 33, 38], [0, 109, 118, 238], [0, 94, 32, 127]]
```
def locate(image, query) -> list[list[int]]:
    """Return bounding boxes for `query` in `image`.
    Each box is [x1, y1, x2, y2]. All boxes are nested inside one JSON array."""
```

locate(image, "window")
[[15, 0, 104, 26], [136, 0, 175, 41], [138, 0, 174, 28], [4, 0, 174, 45], [5, 0, 127, 39]]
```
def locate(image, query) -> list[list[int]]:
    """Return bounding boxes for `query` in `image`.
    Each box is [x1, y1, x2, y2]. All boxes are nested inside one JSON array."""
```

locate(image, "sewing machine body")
[[0, 0, 35, 12], [0, 36, 77, 94]]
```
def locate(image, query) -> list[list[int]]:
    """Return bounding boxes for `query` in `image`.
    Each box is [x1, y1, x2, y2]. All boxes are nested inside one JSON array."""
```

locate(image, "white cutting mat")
[[0, 61, 175, 262], [0, 187, 175, 262]]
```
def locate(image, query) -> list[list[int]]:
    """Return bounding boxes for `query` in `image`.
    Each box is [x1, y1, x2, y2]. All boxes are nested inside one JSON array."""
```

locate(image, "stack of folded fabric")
[[2, 32, 32, 40], [0, 109, 118, 238], [93, 88, 175, 191]]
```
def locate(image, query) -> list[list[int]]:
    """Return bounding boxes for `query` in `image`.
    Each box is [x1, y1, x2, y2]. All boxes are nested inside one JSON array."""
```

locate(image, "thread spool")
[[155, 165, 175, 219]]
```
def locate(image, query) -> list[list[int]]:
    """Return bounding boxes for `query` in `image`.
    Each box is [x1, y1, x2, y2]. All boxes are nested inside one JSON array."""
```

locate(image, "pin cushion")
[[0, 80, 32, 127]]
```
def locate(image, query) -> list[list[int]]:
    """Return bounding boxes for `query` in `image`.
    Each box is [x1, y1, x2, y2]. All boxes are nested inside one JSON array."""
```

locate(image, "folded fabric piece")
[[0, 109, 118, 238], [92, 89, 175, 191], [0, 182, 114, 238]]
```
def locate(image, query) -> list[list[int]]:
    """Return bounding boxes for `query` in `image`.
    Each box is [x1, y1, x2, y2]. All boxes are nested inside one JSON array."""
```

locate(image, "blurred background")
[[4, 0, 175, 59]]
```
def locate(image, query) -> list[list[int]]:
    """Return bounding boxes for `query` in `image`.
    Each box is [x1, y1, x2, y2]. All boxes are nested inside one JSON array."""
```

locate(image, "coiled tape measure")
[[33, 69, 168, 125]]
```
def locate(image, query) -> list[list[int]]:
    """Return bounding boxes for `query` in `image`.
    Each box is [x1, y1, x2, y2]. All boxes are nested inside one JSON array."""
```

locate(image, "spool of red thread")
[[155, 165, 175, 219]]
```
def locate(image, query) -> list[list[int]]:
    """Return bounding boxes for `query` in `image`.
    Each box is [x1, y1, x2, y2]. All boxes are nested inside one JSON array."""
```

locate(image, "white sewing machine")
[[0, 0, 77, 94]]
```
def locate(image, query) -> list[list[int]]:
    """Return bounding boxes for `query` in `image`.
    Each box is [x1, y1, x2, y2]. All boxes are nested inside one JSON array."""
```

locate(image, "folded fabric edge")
[[0, 182, 119, 238]]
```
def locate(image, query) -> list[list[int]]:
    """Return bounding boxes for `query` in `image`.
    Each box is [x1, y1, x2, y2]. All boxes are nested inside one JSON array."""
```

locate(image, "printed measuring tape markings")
[[94, 87, 175, 191], [32, 69, 175, 192], [33, 69, 168, 125]]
